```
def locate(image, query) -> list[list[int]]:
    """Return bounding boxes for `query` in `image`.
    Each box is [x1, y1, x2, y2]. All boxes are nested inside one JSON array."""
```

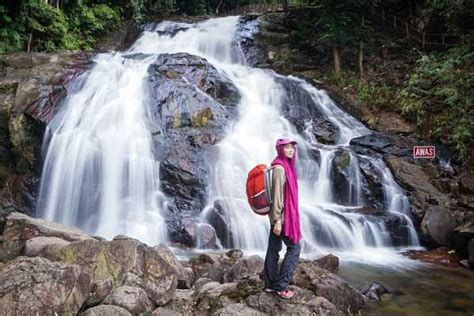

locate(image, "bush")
[[397, 47, 474, 158]]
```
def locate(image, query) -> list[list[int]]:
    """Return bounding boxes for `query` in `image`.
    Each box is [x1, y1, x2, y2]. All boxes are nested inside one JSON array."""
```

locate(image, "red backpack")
[[246, 164, 274, 215]]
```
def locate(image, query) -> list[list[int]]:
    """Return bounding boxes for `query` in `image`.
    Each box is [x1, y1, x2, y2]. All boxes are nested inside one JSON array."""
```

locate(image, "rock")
[[245, 285, 342, 315], [0, 212, 94, 263], [459, 259, 470, 269], [223, 255, 264, 283], [153, 243, 194, 289], [3, 211, 93, 242], [60, 237, 178, 306], [447, 221, 474, 259], [459, 174, 474, 194], [160, 289, 195, 315], [213, 302, 265, 315], [192, 277, 215, 293], [361, 282, 390, 301], [152, 307, 180, 316], [469, 239, 474, 268], [350, 133, 414, 158], [81, 305, 132, 316], [291, 259, 365, 313], [235, 16, 265, 67], [274, 77, 337, 144], [194, 281, 240, 313], [0, 256, 91, 315], [23, 235, 70, 260], [384, 154, 448, 207], [147, 53, 240, 245], [87, 278, 115, 307], [313, 254, 339, 273], [421, 206, 457, 245], [102, 286, 153, 314], [405, 247, 460, 267], [207, 199, 235, 249]]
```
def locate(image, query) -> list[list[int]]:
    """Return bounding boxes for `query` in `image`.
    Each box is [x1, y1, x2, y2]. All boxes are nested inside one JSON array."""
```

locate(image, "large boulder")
[[0, 256, 91, 315], [223, 255, 264, 283], [59, 236, 178, 306], [102, 286, 153, 314], [0, 211, 94, 263], [147, 52, 239, 245], [82, 305, 132, 316], [0, 52, 91, 215], [291, 259, 365, 313], [245, 286, 342, 315]]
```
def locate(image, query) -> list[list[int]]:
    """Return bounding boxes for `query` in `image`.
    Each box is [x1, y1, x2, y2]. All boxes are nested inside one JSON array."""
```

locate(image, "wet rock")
[[148, 53, 239, 245], [274, 77, 338, 145], [245, 285, 342, 315], [0, 256, 91, 315], [405, 247, 460, 267], [82, 305, 132, 316], [102, 286, 153, 314], [207, 199, 235, 249], [0, 51, 92, 214], [361, 282, 390, 301], [350, 132, 414, 158], [292, 259, 365, 313], [235, 16, 265, 67]]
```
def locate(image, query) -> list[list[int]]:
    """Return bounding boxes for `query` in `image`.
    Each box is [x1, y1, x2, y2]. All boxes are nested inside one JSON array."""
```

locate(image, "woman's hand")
[[273, 221, 282, 236]]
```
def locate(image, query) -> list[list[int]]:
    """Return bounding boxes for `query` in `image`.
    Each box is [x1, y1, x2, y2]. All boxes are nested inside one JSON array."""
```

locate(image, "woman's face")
[[283, 143, 295, 159]]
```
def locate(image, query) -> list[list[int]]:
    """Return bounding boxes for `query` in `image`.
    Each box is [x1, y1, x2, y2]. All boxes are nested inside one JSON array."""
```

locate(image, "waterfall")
[[37, 16, 421, 264]]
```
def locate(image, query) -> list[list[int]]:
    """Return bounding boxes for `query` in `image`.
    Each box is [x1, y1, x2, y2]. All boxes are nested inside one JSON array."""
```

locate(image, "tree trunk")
[[283, 0, 288, 12], [215, 0, 223, 15], [27, 33, 32, 53], [332, 46, 341, 79], [358, 42, 364, 79]]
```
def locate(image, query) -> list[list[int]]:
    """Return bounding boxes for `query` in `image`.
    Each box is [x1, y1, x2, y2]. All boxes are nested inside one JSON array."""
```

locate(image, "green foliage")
[[425, 0, 474, 37], [68, 3, 122, 49], [0, 5, 24, 53], [358, 81, 394, 110], [397, 47, 474, 158], [0, 0, 122, 53], [21, 1, 70, 51]]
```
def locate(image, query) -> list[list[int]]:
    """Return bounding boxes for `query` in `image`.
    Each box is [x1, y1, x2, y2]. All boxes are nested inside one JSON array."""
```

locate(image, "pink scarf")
[[271, 138, 302, 244]]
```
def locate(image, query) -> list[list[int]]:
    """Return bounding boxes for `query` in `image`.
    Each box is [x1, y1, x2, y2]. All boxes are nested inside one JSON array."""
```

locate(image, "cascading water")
[[37, 15, 421, 264]]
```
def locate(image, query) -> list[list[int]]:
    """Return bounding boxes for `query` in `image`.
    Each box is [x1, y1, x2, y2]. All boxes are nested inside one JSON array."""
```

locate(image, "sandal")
[[276, 288, 295, 299]]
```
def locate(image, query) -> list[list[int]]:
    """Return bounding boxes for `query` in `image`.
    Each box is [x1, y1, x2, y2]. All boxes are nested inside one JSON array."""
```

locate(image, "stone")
[[313, 254, 339, 273], [60, 237, 178, 306], [23, 235, 70, 260], [81, 305, 132, 316], [102, 286, 153, 314], [245, 285, 343, 315], [291, 260, 365, 313], [0, 256, 91, 315], [421, 206, 457, 245], [223, 255, 265, 283]]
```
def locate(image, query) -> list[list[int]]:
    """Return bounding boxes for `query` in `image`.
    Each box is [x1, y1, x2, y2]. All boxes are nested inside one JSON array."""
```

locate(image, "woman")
[[263, 138, 302, 299]]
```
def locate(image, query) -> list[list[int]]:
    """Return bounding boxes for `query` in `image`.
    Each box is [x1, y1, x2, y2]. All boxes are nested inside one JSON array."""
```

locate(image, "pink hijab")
[[271, 138, 302, 244]]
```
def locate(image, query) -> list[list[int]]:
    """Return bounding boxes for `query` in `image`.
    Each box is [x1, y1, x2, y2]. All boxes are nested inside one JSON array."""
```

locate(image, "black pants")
[[263, 223, 301, 291]]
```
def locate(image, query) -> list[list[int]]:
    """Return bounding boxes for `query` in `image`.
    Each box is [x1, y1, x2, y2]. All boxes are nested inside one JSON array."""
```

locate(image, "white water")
[[37, 16, 421, 265]]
